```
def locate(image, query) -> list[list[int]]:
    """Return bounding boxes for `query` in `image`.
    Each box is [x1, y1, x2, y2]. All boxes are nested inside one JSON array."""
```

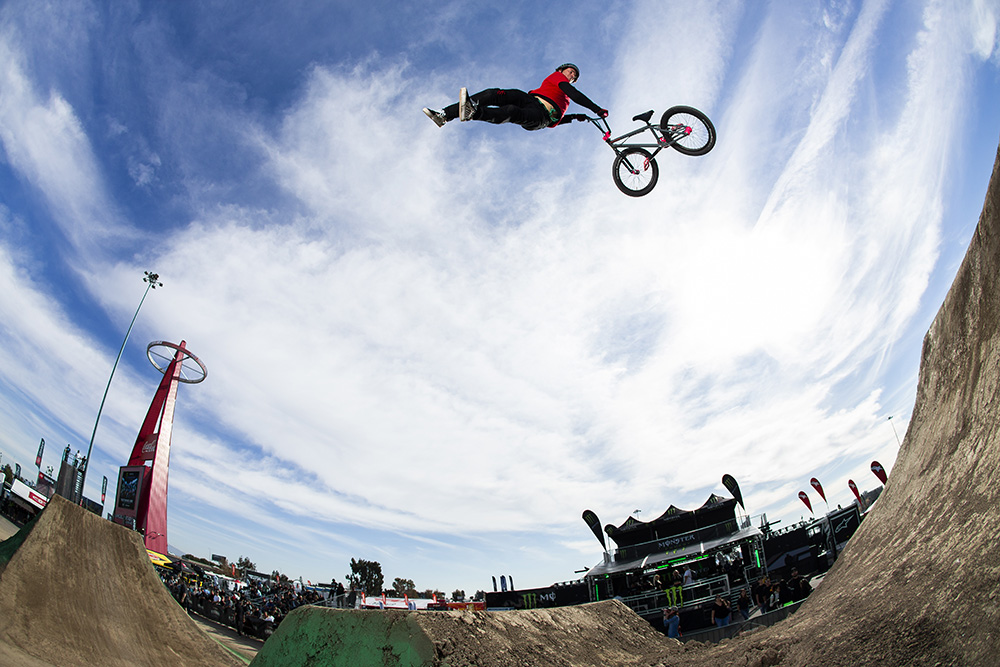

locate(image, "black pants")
[[444, 88, 551, 131]]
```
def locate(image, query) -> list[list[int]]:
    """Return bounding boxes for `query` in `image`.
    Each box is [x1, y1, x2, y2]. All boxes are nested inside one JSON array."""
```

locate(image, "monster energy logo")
[[520, 591, 557, 609]]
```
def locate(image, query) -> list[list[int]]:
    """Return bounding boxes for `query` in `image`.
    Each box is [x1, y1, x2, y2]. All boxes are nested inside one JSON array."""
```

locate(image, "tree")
[[391, 577, 417, 597], [419, 589, 445, 600], [347, 558, 383, 595], [236, 556, 256, 576], [1, 464, 12, 486], [452, 590, 466, 602]]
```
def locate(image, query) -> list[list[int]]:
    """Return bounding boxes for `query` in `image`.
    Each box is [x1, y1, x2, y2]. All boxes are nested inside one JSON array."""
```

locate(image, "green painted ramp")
[[250, 606, 438, 667]]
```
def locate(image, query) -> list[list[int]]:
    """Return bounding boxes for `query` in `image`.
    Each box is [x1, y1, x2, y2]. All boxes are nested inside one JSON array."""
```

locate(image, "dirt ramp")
[[250, 600, 680, 667], [678, 146, 1000, 667], [761, 143, 1000, 665], [0, 495, 239, 667]]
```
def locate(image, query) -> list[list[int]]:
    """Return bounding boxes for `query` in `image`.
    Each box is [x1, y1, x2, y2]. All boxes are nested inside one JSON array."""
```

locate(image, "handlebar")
[[583, 115, 612, 142]]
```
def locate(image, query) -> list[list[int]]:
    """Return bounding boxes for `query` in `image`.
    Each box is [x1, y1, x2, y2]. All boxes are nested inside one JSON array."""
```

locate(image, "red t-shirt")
[[530, 71, 572, 118]]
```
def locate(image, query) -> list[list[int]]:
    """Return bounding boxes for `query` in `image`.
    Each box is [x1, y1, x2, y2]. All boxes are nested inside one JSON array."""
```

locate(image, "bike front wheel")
[[660, 106, 716, 156], [613, 148, 659, 197]]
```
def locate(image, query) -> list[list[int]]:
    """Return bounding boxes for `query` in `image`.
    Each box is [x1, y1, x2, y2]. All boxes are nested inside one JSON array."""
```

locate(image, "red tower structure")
[[113, 340, 206, 554]]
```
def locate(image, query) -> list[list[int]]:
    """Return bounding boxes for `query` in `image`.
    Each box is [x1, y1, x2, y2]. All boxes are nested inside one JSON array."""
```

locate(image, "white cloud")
[[0, 33, 135, 257]]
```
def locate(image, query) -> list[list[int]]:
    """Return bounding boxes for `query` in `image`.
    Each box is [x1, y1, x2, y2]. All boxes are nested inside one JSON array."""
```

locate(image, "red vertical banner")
[[798, 491, 813, 513], [871, 460, 888, 485], [809, 477, 826, 503]]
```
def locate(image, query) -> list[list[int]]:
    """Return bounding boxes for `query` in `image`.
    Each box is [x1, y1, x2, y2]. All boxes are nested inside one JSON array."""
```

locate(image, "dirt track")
[[2, 142, 999, 666], [0, 495, 240, 667]]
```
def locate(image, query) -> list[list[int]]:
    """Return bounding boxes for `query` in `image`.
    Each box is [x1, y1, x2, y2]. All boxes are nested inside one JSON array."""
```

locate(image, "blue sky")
[[1, 0, 998, 595]]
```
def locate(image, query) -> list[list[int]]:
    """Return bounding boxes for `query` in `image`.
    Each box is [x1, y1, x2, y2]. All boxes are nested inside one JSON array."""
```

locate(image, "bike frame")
[[587, 113, 691, 162]]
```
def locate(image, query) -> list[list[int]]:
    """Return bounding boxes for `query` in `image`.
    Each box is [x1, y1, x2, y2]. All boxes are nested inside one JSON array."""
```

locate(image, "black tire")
[[612, 147, 659, 197], [659, 106, 716, 156]]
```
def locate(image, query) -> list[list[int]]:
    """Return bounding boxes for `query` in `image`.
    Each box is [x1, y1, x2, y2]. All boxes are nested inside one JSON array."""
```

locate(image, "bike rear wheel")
[[660, 106, 716, 156], [613, 147, 659, 197]]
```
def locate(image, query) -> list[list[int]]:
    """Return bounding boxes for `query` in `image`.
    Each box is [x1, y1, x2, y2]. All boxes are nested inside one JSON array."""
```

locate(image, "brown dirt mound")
[[0, 494, 240, 667]]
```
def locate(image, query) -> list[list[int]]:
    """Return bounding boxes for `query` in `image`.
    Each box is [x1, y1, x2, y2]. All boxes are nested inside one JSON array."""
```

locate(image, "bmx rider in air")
[[423, 64, 608, 131]]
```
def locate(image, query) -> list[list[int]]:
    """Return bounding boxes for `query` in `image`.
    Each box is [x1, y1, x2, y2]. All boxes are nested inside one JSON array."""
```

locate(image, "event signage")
[[798, 491, 813, 513], [113, 465, 147, 526], [848, 479, 862, 506], [11, 479, 48, 511], [582, 510, 607, 550], [35, 438, 44, 468], [871, 460, 888, 484], [614, 519, 739, 562], [722, 474, 744, 509], [810, 477, 826, 504]]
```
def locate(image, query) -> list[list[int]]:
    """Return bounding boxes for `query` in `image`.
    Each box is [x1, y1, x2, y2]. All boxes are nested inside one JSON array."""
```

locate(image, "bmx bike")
[[586, 106, 716, 197]]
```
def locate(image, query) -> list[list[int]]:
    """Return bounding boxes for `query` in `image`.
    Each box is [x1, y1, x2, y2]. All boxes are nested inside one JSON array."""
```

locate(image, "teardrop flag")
[[809, 477, 826, 503], [871, 460, 888, 485], [722, 474, 744, 509], [798, 491, 813, 513], [848, 479, 862, 505], [582, 509, 607, 550]]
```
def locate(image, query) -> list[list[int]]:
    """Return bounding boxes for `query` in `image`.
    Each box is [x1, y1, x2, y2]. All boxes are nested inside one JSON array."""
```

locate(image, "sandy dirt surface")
[[0, 495, 241, 667], [2, 144, 999, 666], [0, 514, 18, 541]]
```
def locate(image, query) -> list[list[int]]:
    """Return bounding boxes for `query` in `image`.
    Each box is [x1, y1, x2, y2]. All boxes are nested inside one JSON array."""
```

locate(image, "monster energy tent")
[[584, 525, 762, 577], [583, 494, 764, 632]]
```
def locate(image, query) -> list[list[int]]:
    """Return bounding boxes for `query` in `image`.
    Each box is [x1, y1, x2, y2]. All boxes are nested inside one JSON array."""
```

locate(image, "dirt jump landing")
[[250, 599, 682, 667], [0, 494, 240, 667]]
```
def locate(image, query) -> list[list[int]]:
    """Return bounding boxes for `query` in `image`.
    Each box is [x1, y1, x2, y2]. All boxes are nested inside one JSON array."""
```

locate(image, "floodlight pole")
[[887, 416, 902, 446], [80, 272, 163, 495]]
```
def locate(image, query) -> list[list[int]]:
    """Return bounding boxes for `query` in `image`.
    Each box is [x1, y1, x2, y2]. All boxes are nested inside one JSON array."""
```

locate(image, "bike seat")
[[632, 110, 654, 123]]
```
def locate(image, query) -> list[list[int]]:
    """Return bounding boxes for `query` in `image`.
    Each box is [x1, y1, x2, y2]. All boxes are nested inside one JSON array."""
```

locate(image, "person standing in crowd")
[[663, 607, 681, 639], [711, 594, 731, 628], [754, 576, 771, 613], [682, 564, 694, 586], [736, 588, 751, 620], [668, 567, 684, 608]]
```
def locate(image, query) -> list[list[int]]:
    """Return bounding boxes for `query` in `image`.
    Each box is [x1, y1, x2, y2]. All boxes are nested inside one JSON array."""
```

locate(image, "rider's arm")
[[558, 81, 606, 116]]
